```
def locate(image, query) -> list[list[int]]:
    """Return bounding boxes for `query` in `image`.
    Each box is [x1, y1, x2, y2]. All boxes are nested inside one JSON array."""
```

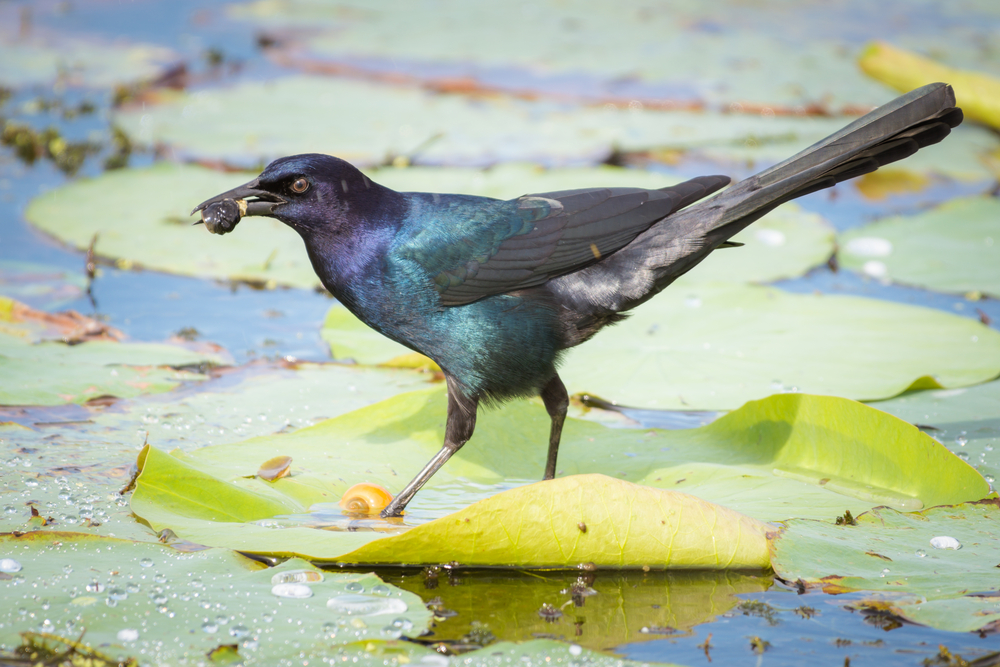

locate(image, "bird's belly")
[[354, 290, 562, 401]]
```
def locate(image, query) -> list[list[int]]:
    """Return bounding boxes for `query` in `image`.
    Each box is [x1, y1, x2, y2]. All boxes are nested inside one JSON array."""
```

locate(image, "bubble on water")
[[327, 594, 408, 616], [117, 629, 139, 642], [345, 582, 364, 593], [915, 549, 927, 558], [202, 621, 219, 634], [930, 536, 961, 550], [271, 583, 313, 599], [271, 569, 323, 585], [371, 584, 391, 596], [230, 624, 250, 639], [139, 558, 153, 568], [0, 558, 22, 573]]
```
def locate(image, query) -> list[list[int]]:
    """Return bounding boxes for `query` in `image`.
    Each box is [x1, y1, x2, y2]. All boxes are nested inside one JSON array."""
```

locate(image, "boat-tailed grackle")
[[193, 82, 962, 518]]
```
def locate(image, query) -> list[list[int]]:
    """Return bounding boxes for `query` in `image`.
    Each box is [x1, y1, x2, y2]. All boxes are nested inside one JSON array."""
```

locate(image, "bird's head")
[[192, 154, 387, 236]]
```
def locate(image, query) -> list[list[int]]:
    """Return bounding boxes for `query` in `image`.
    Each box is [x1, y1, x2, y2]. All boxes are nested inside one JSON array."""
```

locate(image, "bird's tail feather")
[[550, 83, 963, 316]]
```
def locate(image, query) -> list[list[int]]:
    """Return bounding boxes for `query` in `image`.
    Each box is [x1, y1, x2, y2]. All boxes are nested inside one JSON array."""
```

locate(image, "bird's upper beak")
[[190, 178, 285, 218]]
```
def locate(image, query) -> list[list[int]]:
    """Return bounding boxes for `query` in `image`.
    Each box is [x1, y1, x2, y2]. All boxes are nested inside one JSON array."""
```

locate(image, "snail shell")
[[257, 455, 292, 482], [338, 482, 393, 514], [202, 198, 243, 235]]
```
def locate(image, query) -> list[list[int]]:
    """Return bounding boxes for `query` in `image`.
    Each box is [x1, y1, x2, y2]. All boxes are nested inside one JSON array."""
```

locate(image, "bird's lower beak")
[[190, 179, 285, 234]]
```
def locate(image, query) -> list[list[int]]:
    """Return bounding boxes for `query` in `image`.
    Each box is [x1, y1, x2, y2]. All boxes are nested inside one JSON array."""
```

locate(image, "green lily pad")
[[129, 388, 987, 564], [839, 196, 1000, 298], [113, 75, 861, 168], [867, 379, 1000, 490], [770, 500, 1000, 632], [0, 296, 220, 406], [0, 360, 433, 542], [231, 0, 999, 112], [0, 31, 177, 88], [0, 531, 431, 664], [321, 284, 1000, 410]]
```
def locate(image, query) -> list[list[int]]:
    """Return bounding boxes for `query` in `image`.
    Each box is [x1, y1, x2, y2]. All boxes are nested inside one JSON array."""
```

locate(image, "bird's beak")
[[190, 178, 285, 218], [190, 178, 287, 235]]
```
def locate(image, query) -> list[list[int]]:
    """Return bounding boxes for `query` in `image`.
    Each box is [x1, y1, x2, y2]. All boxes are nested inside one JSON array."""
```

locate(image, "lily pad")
[[770, 500, 1000, 632], [0, 30, 177, 88], [129, 388, 987, 564], [0, 260, 87, 310], [232, 0, 1000, 112], [321, 284, 1000, 410], [867, 379, 1000, 489], [113, 75, 859, 168], [838, 196, 1000, 298], [0, 296, 220, 406], [0, 532, 431, 664], [0, 360, 433, 542]]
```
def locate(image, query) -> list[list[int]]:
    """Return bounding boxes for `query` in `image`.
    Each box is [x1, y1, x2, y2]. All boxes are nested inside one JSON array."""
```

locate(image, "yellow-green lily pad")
[[839, 196, 1000, 298], [129, 388, 988, 565]]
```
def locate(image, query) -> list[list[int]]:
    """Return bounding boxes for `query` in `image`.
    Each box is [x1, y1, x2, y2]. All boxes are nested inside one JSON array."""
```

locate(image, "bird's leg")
[[540, 373, 569, 480], [381, 375, 478, 518]]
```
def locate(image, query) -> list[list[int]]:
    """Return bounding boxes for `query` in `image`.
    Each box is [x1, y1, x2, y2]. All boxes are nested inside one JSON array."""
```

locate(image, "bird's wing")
[[398, 180, 726, 306]]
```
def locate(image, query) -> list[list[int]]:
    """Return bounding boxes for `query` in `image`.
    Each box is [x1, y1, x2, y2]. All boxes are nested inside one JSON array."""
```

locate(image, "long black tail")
[[552, 83, 963, 315]]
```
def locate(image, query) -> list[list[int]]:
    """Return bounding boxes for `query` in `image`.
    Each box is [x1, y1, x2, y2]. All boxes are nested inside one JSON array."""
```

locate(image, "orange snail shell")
[[338, 482, 394, 513]]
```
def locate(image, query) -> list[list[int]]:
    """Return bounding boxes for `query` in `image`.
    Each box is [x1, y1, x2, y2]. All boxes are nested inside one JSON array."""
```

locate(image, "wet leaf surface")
[[0, 531, 431, 664], [839, 196, 1000, 298], [129, 389, 986, 563], [868, 379, 1000, 488], [770, 500, 1000, 631]]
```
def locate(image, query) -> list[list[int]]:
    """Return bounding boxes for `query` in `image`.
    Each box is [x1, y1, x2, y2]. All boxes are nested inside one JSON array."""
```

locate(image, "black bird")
[[193, 83, 962, 518]]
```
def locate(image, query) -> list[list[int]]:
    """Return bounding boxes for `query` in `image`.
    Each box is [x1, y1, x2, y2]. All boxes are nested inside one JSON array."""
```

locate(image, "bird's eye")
[[290, 177, 309, 194]]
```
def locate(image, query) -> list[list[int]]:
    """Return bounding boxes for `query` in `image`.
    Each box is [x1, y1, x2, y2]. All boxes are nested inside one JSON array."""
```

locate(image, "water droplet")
[[262, 613, 273, 623], [139, 558, 153, 568], [569, 645, 583, 657], [271, 583, 313, 599], [956, 436, 968, 446], [151, 593, 168, 605], [270, 569, 323, 585], [371, 584, 391, 596], [0, 558, 23, 573], [117, 629, 139, 642], [391, 618, 413, 631], [189, 577, 204, 589], [201, 621, 218, 634], [930, 536, 962, 550], [230, 624, 250, 638], [215, 614, 230, 626], [154, 573, 167, 584], [86, 580, 104, 593], [986, 475, 995, 484], [62, 564, 73, 574], [345, 582, 364, 593], [126, 582, 140, 594], [3, 506, 15, 514], [957, 452, 970, 461], [381, 626, 403, 639], [879, 568, 890, 578], [107, 588, 128, 601], [321, 622, 338, 638], [915, 549, 927, 558], [327, 594, 408, 616]]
